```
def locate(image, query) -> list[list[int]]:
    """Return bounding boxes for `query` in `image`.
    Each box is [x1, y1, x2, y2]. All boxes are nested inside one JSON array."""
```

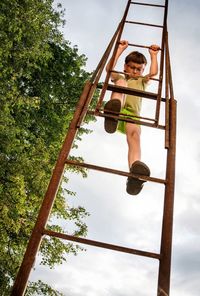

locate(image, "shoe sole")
[[126, 177, 144, 195], [130, 161, 150, 179], [104, 99, 121, 133], [126, 161, 151, 195]]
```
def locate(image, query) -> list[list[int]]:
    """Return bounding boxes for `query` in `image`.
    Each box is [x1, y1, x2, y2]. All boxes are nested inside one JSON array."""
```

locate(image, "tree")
[[0, 0, 97, 294]]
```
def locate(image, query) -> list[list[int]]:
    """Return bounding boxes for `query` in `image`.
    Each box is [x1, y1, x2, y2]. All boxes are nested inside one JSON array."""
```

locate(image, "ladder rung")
[[115, 110, 156, 122], [131, 1, 165, 8], [66, 159, 166, 184], [98, 83, 166, 102], [111, 70, 161, 81], [87, 110, 165, 130], [91, 110, 155, 122], [117, 41, 163, 52], [125, 20, 163, 28], [43, 229, 161, 260]]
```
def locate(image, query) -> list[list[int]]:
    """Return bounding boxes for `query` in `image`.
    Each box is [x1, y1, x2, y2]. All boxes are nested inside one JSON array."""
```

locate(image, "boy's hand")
[[118, 40, 129, 52], [149, 44, 160, 55]]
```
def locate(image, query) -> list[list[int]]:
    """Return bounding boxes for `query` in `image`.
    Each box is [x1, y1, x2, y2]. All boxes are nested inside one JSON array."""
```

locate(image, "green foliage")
[[0, 0, 98, 294], [26, 280, 64, 296]]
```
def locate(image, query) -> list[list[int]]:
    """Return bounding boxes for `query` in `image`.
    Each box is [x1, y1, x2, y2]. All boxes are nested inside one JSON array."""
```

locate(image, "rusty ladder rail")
[[11, 1, 176, 295]]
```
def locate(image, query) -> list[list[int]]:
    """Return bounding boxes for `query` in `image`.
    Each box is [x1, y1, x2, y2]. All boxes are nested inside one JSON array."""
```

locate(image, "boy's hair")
[[125, 51, 147, 65]]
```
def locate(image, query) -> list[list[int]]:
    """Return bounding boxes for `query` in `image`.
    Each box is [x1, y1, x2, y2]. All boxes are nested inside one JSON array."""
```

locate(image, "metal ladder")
[[11, 0, 176, 295]]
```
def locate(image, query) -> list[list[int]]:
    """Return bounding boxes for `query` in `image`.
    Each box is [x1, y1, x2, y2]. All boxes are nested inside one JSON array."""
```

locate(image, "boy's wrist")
[[150, 53, 158, 58]]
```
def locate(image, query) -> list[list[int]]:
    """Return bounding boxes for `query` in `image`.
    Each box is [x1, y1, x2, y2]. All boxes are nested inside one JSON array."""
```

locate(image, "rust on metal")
[[12, 0, 176, 295], [11, 81, 93, 296], [131, 2, 165, 8], [111, 69, 161, 81], [96, 0, 132, 111], [158, 98, 176, 295], [87, 110, 166, 130], [125, 20, 164, 28], [128, 42, 162, 51], [99, 83, 166, 101], [66, 159, 167, 184], [155, 0, 168, 125], [158, 1, 176, 292], [165, 32, 170, 148], [43, 229, 161, 260]]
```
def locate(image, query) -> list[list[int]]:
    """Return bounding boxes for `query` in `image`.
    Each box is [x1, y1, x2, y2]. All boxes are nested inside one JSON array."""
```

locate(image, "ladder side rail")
[[90, 21, 123, 83], [80, 5, 131, 122], [165, 31, 170, 148], [157, 67, 176, 296], [167, 36, 175, 101], [95, 22, 123, 111], [96, 0, 132, 111], [11, 81, 93, 296], [77, 83, 101, 127], [77, 22, 125, 127], [157, 99, 176, 296], [77, 22, 126, 127], [155, 0, 169, 125]]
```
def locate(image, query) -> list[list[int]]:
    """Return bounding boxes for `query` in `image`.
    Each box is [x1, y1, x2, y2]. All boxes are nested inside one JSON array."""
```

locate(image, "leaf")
[[0, 0, 98, 294]]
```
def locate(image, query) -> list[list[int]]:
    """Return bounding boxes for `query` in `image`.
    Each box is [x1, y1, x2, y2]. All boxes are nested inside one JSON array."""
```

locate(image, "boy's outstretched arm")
[[147, 44, 160, 78], [106, 40, 128, 81]]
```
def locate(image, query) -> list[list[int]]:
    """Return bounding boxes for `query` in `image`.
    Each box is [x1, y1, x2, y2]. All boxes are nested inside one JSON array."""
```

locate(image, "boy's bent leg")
[[126, 123, 141, 167], [104, 78, 126, 134], [125, 123, 150, 195]]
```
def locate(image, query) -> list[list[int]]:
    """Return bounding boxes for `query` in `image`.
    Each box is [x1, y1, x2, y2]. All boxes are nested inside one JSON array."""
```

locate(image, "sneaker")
[[126, 161, 150, 195], [104, 99, 121, 133]]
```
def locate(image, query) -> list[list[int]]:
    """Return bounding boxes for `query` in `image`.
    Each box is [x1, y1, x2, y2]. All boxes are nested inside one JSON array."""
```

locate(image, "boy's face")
[[124, 61, 145, 78]]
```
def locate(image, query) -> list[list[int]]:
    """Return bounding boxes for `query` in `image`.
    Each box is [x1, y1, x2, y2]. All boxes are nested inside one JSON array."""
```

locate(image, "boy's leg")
[[104, 79, 126, 133], [125, 122, 141, 168], [125, 122, 150, 195], [110, 78, 127, 106]]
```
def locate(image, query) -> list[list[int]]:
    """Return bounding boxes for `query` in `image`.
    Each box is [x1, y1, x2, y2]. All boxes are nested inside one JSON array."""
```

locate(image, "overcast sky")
[[30, 1, 200, 295]]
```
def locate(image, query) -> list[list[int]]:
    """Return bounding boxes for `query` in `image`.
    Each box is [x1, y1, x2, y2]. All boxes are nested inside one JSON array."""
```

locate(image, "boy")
[[104, 40, 160, 195]]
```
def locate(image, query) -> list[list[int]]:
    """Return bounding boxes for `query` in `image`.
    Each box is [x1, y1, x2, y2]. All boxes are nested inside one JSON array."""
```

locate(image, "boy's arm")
[[145, 44, 160, 79], [106, 40, 128, 81]]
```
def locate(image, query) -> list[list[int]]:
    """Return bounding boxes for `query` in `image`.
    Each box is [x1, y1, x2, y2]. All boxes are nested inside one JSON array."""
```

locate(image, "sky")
[[30, 0, 200, 295]]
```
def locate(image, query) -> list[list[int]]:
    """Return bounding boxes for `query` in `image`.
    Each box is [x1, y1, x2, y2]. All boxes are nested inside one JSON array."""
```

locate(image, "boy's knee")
[[126, 126, 141, 142], [127, 130, 139, 139], [115, 78, 127, 87], [126, 124, 141, 135]]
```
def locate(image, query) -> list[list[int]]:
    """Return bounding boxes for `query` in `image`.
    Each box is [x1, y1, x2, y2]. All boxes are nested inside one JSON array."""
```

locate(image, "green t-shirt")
[[113, 74, 147, 115], [124, 77, 147, 116]]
